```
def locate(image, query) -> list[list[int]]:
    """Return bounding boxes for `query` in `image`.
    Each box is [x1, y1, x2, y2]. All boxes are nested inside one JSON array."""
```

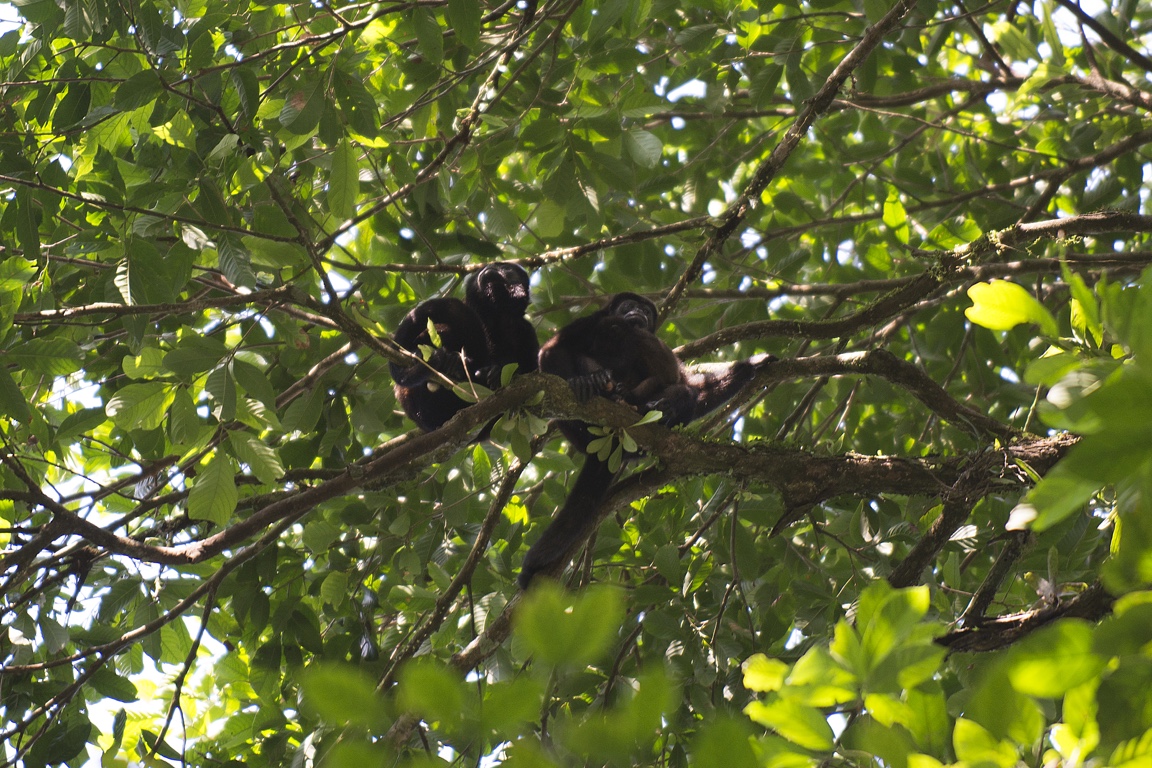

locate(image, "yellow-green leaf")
[[965, 280, 1060, 337]]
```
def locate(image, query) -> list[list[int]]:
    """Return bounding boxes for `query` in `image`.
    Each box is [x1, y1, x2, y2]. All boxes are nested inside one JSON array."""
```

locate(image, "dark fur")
[[520, 293, 773, 588], [390, 262, 538, 432]]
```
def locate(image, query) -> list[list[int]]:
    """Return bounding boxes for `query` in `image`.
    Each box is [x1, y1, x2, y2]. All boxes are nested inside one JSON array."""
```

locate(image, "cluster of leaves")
[[1, 0, 1152, 766]]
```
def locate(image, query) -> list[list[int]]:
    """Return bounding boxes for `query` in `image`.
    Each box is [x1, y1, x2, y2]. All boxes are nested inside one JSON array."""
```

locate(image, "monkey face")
[[470, 262, 530, 308], [609, 294, 657, 332]]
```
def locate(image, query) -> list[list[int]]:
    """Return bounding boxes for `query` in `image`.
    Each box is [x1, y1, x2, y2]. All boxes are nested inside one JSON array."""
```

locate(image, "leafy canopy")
[[2, 0, 1152, 767]]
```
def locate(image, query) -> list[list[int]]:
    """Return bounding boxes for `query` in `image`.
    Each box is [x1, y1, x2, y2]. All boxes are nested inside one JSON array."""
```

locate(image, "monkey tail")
[[518, 456, 617, 589]]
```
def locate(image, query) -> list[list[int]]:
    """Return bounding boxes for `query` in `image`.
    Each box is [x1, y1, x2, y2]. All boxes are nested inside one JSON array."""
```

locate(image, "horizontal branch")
[[2, 371, 1076, 575], [680, 211, 1152, 355], [937, 581, 1115, 653]]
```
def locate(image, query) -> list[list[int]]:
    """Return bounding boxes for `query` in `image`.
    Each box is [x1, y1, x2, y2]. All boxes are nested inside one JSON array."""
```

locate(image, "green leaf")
[[742, 653, 789, 692], [57, 407, 107, 442], [122, 347, 166, 380], [227, 431, 284, 485], [1005, 619, 1106, 697], [882, 188, 909, 245], [691, 717, 760, 768], [471, 442, 492, 489], [743, 697, 835, 751], [114, 70, 163, 111], [396, 659, 467, 729], [857, 582, 930, 671], [410, 8, 444, 67], [952, 717, 1019, 767], [232, 359, 277, 409], [231, 67, 260, 123], [786, 646, 858, 706], [205, 363, 238, 421], [164, 335, 229, 376], [105, 382, 175, 431], [0, 367, 31, 423], [333, 69, 379, 137], [14, 187, 41, 261], [319, 571, 348, 607], [301, 663, 385, 729], [328, 138, 360, 219], [168, 387, 201, 445], [53, 80, 91, 130], [448, 0, 481, 49], [217, 235, 257, 290], [6, 338, 82, 376], [188, 454, 237, 525], [515, 583, 625, 667], [965, 280, 1060, 337], [624, 129, 663, 168], [280, 77, 326, 135], [0, 257, 37, 291]]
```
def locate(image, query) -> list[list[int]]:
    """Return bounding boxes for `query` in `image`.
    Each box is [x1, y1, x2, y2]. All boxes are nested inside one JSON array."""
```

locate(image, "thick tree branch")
[[937, 581, 1115, 652]]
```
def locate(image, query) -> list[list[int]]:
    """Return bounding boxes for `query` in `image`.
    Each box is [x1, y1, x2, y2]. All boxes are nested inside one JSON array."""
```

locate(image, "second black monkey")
[[390, 262, 538, 432], [520, 293, 772, 587]]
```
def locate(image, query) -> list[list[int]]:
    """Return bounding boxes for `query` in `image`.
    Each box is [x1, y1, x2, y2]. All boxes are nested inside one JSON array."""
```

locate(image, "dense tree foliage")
[[2, 0, 1152, 765]]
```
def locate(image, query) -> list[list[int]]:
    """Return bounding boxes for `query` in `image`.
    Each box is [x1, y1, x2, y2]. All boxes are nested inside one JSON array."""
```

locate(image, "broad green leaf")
[[691, 717, 760, 768], [7, 338, 82, 376], [319, 571, 348, 607], [328, 139, 360, 219], [280, 77, 326, 135], [114, 70, 163, 110], [301, 663, 385, 729], [396, 659, 466, 729], [447, 0, 481, 49], [333, 69, 379, 137], [167, 387, 201, 445], [56, 407, 107, 442], [217, 235, 257, 290], [153, 111, 196, 148], [0, 257, 37, 291], [952, 717, 1019, 767], [122, 347, 166, 380], [105, 383, 175, 431], [410, 8, 444, 66], [1006, 619, 1106, 697], [857, 583, 930, 669], [742, 653, 789, 692], [882, 188, 909, 245], [624, 129, 663, 168], [164, 335, 229, 376], [965, 280, 1060, 337], [232, 359, 277, 409], [843, 716, 915, 768], [227, 431, 284, 485], [14, 187, 41, 261], [743, 697, 835, 751], [785, 646, 858, 706], [515, 583, 624, 667], [205, 363, 238, 421], [187, 454, 237, 525], [470, 442, 492, 489], [0, 367, 31, 423]]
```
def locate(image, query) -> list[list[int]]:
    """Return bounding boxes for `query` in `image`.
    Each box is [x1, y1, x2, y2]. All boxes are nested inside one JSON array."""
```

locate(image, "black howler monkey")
[[519, 293, 773, 588], [390, 262, 538, 433]]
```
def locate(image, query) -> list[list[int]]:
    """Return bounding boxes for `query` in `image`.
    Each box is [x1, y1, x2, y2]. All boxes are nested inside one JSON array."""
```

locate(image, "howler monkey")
[[390, 262, 538, 433], [518, 293, 773, 588]]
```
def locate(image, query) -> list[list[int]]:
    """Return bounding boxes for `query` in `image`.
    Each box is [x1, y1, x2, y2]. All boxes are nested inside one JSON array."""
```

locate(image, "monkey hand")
[[568, 370, 614, 402], [425, 348, 471, 382], [645, 392, 694, 426]]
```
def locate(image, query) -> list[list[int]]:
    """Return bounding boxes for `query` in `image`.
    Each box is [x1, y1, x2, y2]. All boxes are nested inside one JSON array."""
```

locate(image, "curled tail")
[[518, 456, 617, 589], [688, 353, 777, 420]]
